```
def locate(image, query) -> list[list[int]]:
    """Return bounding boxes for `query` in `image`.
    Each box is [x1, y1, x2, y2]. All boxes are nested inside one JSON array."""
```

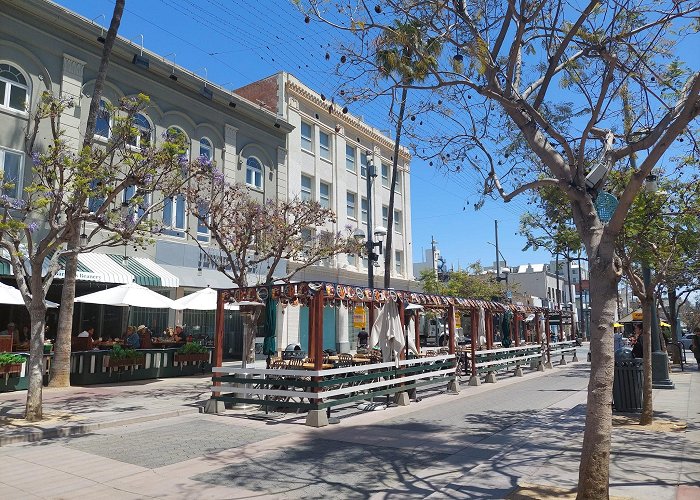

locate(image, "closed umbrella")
[[477, 307, 486, 348], [262, 293, 277, 365], [370, 300, 405, 362]]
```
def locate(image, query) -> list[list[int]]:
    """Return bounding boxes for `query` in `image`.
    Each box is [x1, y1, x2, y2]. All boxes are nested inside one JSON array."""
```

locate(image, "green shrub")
[[177, 342, 208, 354], [0, 353, 26, 366], [109, 344, 141, 362]]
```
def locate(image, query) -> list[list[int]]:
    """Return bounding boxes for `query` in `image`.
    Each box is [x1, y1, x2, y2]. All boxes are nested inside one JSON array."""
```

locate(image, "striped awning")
[[134, 257, 179, 288], [56, 253, 133, 284]]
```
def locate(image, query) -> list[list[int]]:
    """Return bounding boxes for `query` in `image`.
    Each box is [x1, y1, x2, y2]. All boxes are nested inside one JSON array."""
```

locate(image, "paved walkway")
[[0, 348, 698, 499]]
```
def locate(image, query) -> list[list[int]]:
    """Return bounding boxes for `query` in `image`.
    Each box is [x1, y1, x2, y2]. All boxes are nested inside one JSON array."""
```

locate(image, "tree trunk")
[[576, 247, 617, 499], [383, 86, 408, 288], [49, 229, 79, 387], [25, 270, 48, 422], [639, 295, 654, 425], [51, 0, 124, 387], [667, 288, 679, 342]]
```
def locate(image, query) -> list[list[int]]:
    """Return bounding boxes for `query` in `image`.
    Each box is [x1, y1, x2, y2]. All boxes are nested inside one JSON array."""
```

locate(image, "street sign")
[[353, 306, 366, 329]]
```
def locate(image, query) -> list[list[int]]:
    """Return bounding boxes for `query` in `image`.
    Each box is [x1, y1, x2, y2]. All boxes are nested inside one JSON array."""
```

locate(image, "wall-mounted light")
[[201, 86, 213, 100], [229, 101, 237, 108], [130, 34, 149, 68]]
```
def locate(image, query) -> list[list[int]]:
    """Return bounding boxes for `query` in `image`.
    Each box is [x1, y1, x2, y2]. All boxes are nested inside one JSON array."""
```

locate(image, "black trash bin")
[[612, 348, 643, 412]]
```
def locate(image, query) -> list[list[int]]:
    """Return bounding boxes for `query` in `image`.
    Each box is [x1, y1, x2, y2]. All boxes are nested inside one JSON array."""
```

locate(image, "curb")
[[0, 407, 200, 446]]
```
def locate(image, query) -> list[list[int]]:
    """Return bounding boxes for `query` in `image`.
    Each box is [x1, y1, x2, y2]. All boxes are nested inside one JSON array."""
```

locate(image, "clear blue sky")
[[54, 0, 560, 270]]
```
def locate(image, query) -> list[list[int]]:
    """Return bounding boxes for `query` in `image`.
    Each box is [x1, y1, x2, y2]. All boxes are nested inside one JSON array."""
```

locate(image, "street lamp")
[[643, 173, 674, 389], [353, 226, 387, 288]]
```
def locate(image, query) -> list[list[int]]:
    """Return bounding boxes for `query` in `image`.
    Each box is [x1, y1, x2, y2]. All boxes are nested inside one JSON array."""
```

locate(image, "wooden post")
[[514, 311, 520, 347], [545, 312, 552, 365], [447, 305, 456, 355], [398, 300, 406, 360], [486, 309, 494, 350], [534, 312, 541, 344], [214, 291, 224, 370], [312, 291, 324, 370], [470, 309, 478, 375]]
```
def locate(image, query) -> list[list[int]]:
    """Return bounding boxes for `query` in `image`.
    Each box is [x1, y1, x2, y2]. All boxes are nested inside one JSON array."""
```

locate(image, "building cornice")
[[286, 80, 411, 162]]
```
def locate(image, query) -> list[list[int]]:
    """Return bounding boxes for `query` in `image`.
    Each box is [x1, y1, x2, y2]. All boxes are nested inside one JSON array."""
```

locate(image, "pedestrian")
[[691, 327, 700, 370], [357, 328, 369, 349], [631, 323, 643, 358]]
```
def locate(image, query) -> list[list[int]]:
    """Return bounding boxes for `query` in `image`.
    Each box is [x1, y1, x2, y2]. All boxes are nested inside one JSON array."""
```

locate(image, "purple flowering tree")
[[0, 91, 204, 421], [185, 175, 361, 288]]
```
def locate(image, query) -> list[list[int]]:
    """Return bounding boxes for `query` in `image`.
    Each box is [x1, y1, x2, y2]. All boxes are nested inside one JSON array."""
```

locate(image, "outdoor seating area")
[[205, 281, 567, 427]]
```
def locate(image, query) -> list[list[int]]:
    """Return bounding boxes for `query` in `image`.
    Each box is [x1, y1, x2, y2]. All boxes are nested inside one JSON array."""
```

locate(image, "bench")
[[466, 344, 544, 385], [547, 340, 578, 367]]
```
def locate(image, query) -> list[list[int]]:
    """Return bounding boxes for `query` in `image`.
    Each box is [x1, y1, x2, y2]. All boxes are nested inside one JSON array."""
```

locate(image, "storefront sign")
[[353, 306, 366, 329]]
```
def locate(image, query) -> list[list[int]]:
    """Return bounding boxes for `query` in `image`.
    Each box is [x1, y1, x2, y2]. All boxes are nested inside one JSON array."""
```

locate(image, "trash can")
[[612, 348, 643, 412]]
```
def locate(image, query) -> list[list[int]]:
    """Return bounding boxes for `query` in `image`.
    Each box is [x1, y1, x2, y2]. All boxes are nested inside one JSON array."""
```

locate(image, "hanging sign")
[[632, 311, 643, 321], [353, 306, 366, 329], [455, 314, 462, 329]]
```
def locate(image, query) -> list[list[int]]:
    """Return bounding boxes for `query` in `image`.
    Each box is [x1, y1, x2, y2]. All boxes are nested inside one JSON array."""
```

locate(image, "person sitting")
[[126, 326, 142, 349], [173, 325, 185, 342], [0, 323, 19, 345], [78, 327, 95, 339]]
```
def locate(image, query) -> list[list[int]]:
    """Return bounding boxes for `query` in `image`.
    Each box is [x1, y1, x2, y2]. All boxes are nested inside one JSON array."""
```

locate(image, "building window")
[[381, 163, 389, 187], [345, 145, 356, 172], [395, 170, 402, 193], [196, 201, 210, 242], [246, 157, 263, 189], [394, 209, 402, 233], [123, 185, 152, 219], [361, 197, 368, 224], [346, 191, 356, 219], [319, 131, 331, 160], [300, 121, 312, 152], [382, 205, 389, 227], [301, 174, 312, 201], [0, 64, 28, 112], [162, 194, 186, 237], [395, 251, 403, 274], [319, 181, 330, 208], [0, 148, 23, 199], [95, 99, 111, 138], [127, 113, 152, 148], [199, 137, 213, 160], [360, 152, 368, 178], [347, 253, 356, 266]]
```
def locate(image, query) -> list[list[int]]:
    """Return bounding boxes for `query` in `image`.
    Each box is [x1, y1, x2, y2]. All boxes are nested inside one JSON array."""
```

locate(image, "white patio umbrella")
[[170, 287, 239, 311], [0, 282, 59, 308], [370, 300, 405, 362], [74, 281, 175, 308]]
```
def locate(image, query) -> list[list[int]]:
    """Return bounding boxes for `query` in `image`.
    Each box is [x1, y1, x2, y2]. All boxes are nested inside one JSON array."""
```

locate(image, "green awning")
[[106, 254, 162, 287]]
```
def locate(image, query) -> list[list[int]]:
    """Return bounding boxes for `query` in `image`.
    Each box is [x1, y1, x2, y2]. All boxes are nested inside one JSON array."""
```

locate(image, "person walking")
[[631, 323, 643, 359]]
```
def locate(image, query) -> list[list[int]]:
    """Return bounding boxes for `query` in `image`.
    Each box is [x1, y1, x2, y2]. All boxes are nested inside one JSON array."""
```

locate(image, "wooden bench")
[[466, 344, 545, 385]]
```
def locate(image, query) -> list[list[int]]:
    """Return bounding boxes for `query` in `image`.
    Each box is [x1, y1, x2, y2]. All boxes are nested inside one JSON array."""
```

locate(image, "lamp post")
[[643, 174, 674, 389], [353, 226, 387, 288]]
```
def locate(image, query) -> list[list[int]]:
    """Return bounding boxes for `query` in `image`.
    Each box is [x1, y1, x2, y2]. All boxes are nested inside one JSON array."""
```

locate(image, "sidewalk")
[[0, 354, 698, 499]]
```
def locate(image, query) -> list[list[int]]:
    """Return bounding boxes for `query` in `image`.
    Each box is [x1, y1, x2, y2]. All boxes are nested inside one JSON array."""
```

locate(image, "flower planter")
[[0, 363, 23, 376], [107, 357, 146, 369], [174, 353, 209, 364]]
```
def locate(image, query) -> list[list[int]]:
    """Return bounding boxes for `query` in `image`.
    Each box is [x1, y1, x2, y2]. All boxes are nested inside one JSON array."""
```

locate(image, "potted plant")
[[0, 353, 26, 376], [106, 344, 145, 369], [174, 342, 210, 364]]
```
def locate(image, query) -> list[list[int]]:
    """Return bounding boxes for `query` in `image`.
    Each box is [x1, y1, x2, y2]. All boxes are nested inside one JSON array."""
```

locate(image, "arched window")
[[0, 63, 28, 112], [95, 99, 111, 138], [199, 137, 213, 161], [166, 126, 189, 157], [246, 157, 263, 189], [128, 113, 152, 148]]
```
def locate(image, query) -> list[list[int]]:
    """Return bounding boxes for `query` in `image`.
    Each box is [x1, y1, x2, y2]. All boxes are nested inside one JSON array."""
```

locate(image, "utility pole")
[[431, 235, 438, 280]]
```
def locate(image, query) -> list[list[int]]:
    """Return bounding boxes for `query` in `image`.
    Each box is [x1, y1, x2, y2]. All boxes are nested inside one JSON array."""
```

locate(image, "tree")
[[612, 171, 700, 424], [302, 2, 700, 496], [374, 20, 441, 288], [419, 262, 505, 300], [186, 177, 361, 288], [3, 91, 203, 421], [51, 0, 124, 388]]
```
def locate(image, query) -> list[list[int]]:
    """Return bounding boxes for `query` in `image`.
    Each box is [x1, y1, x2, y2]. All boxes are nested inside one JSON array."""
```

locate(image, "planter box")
[[174, 353, 209, 364], [0, 363, 23, 375], [107, 357, 146, 369]]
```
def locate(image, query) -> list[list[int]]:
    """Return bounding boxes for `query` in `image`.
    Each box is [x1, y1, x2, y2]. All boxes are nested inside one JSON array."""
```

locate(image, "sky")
[[53, 0, 567, 270]]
